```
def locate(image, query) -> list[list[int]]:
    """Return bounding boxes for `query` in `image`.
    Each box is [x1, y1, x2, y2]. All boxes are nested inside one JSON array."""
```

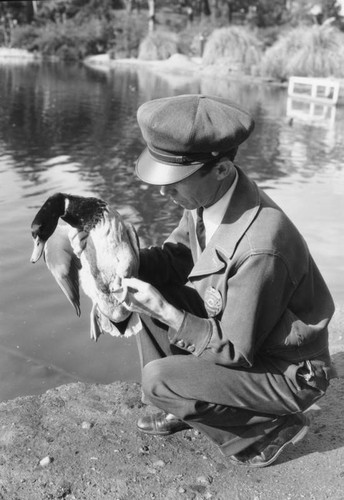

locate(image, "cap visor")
[[135, 148, 204, 186]]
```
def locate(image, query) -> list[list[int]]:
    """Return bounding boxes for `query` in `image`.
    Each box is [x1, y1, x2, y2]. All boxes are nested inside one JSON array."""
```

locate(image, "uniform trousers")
[[135, 285, 324, 456]]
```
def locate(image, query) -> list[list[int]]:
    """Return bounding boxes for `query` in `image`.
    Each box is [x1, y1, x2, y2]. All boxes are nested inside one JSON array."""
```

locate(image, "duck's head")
[[30, 193, 66, 263]]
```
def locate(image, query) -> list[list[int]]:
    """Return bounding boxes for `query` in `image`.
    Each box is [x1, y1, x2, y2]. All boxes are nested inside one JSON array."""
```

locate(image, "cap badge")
[[204, 287, 223, 317]]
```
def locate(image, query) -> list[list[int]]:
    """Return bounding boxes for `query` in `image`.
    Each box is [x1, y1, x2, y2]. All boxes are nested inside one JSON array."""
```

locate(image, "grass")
[[202, 26, 262, 74], [259, 25, 344, 80]]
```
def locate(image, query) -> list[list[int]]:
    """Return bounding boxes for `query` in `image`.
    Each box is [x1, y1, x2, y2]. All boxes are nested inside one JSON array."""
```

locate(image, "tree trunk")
[[201, 0, 211, 16], [25, 1, 35, 23], [32, 1, 38, 17], [148, 0, 155, 32]]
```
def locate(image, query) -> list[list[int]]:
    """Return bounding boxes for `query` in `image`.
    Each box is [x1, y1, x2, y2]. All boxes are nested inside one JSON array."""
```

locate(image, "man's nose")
[[160, 184, 177, 197]]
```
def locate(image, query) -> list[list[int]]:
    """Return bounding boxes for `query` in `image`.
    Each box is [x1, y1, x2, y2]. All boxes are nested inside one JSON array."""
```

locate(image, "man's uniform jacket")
[[138, 166, 335, 390]]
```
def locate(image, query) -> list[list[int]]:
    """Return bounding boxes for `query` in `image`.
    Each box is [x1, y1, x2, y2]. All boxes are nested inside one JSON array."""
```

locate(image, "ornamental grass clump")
[[138, 30, 179, 60], [202, 26, 262, 74], [259, 25, 344, 80]]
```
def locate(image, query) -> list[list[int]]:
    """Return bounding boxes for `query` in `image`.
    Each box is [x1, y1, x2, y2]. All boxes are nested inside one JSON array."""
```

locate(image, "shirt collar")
[[202, 168, 238, 244], [192, 168, 239, 259]]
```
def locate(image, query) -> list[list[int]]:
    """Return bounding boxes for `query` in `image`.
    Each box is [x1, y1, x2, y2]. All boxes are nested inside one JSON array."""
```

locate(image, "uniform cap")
[[136, 94, 254, 185]]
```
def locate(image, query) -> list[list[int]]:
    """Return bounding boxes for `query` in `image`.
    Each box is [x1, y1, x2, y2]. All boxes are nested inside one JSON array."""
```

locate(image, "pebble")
[[196, 475, 213, 485], [39, 456, 53, 467], [152, 459, 165, 468], [81, 421, 93, 430], [139, 445, 149, 454]]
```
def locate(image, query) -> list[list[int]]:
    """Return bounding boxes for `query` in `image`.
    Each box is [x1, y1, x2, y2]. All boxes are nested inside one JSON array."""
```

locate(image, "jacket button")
[[187, 345, 196, 352], [176, 340, 185, 348]]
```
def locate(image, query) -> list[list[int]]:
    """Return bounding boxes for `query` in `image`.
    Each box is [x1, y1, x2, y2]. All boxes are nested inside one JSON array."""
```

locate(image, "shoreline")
[[2, 47, 344, 101]]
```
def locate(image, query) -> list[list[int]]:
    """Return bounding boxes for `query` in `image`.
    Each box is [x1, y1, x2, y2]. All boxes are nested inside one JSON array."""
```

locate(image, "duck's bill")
[[30, 237, 45, 263]]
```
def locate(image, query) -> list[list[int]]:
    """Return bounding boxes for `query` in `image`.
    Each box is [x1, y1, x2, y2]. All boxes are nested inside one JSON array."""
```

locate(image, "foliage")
[[11, 17, 113, 60], [253, 0, 290, 27], [110, 11, 147, 58], [286, 0, 342, 27], [2, 0, 344, 73], [177, 15, 222, 57], [9, 23, 39, 50], [259, 24, 344, 80], [202, 26, 262, 74], [138, 30, 179, 60]]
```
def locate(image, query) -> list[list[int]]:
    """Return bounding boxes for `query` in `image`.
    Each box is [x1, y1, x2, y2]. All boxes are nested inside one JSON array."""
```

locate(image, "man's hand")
[[68, 228, 88, 258], [122, 277, 184, 331]]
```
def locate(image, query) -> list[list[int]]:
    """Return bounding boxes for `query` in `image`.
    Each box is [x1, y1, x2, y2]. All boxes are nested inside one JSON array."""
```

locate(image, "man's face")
[[159, 167, 218, 210]]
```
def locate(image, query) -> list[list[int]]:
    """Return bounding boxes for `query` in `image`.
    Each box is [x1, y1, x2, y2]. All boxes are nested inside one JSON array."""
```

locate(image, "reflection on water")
[[286, 97, 337, 128], [0, 61, 343, 402]]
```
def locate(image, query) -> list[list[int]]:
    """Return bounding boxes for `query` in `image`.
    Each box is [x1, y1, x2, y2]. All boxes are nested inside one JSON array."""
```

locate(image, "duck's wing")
[[125, 221, 140, 261], [44, 223, 82, 316]]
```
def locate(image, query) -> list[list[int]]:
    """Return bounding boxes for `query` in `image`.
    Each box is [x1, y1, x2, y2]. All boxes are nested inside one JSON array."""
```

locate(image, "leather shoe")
[[230, 413, 310, 468], [137, 412, 191, 436]]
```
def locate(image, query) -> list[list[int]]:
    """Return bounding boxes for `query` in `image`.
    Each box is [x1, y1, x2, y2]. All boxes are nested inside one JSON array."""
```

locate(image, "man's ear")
[[213, 158, 234, 180]]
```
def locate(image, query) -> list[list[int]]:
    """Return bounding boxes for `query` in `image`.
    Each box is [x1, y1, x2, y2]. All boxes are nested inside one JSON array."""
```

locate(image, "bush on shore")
[[138, 30, 179, 61], [202, 26, 262, 75], [10, 10, 148, 60], [5, 8, 344, 82], [259, 25, 344, 80], [11, 18, 113, 60]]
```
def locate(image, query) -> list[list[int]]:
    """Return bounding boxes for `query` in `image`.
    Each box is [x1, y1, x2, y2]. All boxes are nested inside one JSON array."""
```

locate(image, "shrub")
[[259, 25, 344, 80], [138, 30, 179, 60], [11, 17, 114, 60], [202, 26, 262, 74], [178, 15, 224, 57], [111, 11, 147, 58], [10, 24, 40, 51]]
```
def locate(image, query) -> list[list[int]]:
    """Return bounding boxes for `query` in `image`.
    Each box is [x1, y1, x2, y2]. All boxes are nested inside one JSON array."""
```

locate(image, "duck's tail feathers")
[[90, 304, 134, 340], [90, 303, 102, 341]]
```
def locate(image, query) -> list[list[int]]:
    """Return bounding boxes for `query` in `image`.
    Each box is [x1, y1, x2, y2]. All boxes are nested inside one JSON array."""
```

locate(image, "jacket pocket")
[[261, 308, 327, 362]]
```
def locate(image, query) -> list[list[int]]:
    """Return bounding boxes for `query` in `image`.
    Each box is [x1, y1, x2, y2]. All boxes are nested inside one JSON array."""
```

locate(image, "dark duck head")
[[30, 193, 107, 263], [30, 193, 140, 340]]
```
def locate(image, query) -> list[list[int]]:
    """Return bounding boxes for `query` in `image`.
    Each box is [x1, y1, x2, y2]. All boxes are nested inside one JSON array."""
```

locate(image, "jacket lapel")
[[188, 166, 261, 279]]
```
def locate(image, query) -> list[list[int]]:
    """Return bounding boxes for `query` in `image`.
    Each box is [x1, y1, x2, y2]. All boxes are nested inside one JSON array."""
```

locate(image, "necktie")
[[196, 207, 206, 251]]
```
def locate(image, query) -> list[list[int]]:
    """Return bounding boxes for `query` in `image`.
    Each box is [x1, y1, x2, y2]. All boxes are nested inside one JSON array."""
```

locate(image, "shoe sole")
[[230, 417, 310, 468], [136, 423, 191, 436], [252, 421, 309, 468]]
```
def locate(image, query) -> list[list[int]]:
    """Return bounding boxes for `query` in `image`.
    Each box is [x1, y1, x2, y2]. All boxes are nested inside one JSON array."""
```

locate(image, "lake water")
[[0, 60, 343, 403]]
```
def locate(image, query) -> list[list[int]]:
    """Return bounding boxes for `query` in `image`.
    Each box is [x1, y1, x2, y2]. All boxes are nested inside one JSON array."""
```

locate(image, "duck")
[[30, 192, 140, 341]]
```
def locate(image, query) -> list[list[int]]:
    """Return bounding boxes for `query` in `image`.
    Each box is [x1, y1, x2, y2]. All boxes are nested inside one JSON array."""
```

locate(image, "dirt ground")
[[0, 360, 344, 500]]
